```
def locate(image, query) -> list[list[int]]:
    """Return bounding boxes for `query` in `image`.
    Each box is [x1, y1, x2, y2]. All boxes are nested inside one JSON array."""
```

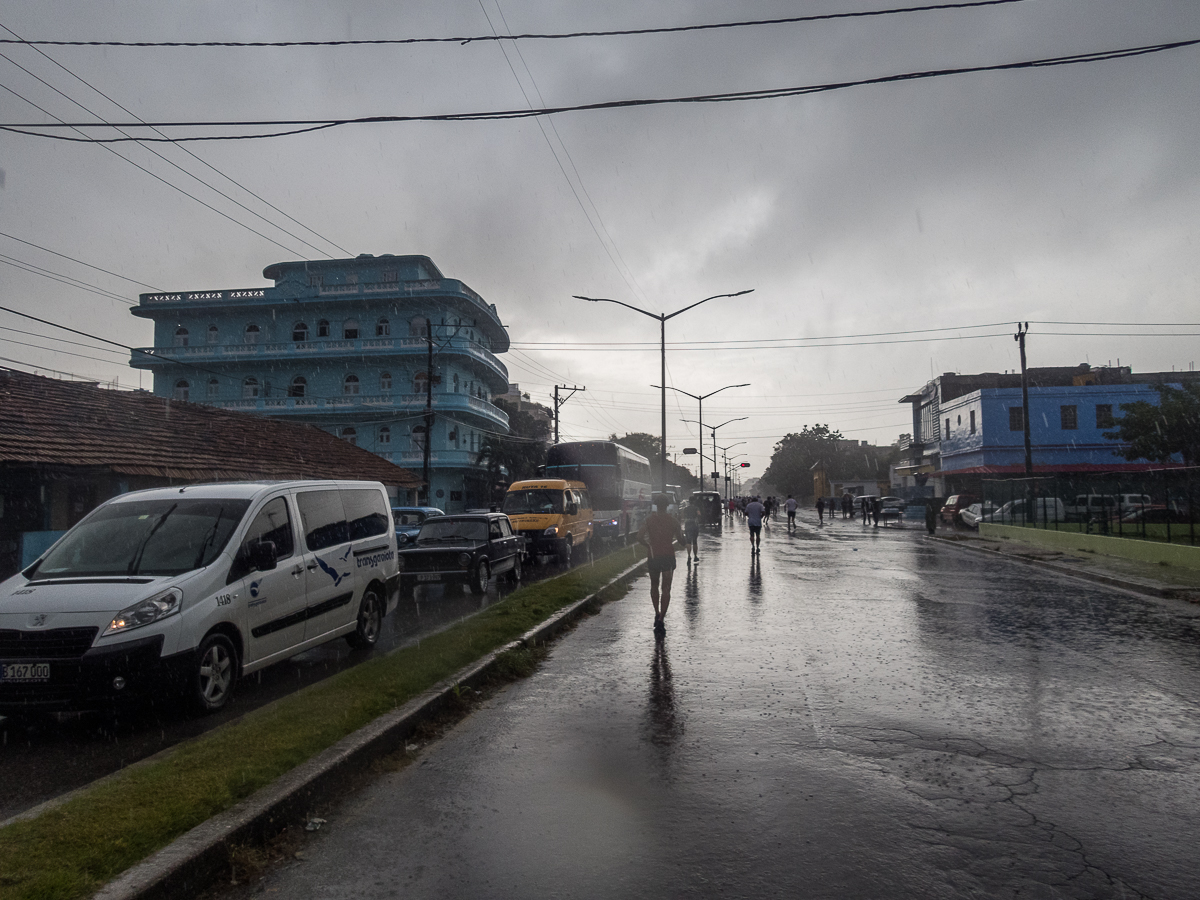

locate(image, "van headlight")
[[543, 526, 558, 535], [103, 589, 182, 636]]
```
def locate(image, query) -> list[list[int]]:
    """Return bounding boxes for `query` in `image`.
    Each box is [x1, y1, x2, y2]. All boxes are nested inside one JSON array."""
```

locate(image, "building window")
[[317, 319, 330, 338], [173, 327, 189, 347], [244, 324, 261, 344], [343, 319, 360, 340], [308, 273, 322, 288], [1061, 405, 1078, 430], [207, 324, 219, 344], [380, 372, 392, 392], [410, 316, 429, 338], [453, 373, 459, 393], [413, 371, 429, 393], [288, 376, 307, 398], [378, 426, 391, 445], [243, 377, 260, 399], [341, 426, 357, 446], [412, 425, 426, 450], [1009, 406, 1024, 431], [376, 317, 390, 337], [206, 378, 220, 399], [969, 410, 976, 434], [343, 374, 360, 395], [173, 379, 189, 401], [292, 322, 309, 342], [1096, 404, 1114, 428]]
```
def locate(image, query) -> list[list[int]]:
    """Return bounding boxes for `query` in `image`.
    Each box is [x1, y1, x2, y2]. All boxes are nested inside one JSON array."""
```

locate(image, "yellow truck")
[[501, 479, 593, 566]]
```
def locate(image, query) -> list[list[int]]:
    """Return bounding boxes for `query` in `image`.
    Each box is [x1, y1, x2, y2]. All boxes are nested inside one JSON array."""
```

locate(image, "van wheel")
[[508, 553, 523, 584], [347, 588, 383, 649], [191, 633, 237, 714], [557, 539, 572, 567], [469, 560, 490, 595]]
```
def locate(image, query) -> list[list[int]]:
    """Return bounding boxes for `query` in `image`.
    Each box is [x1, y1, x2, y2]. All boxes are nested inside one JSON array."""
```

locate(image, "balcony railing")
[[131, 335, 507, 377], [376, 449, 480, 467], [204, 392, 509, 427]]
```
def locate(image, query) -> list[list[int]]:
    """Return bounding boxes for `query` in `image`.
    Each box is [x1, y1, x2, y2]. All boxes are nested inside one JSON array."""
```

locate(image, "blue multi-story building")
[[895, 365, 1196, 496], [129, 254, 510, 512]]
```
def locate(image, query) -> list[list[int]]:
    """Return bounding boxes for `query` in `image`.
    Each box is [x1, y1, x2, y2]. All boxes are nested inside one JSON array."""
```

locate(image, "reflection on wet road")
[[0, 555, 578, 821], [247, 510, 1200, 899]]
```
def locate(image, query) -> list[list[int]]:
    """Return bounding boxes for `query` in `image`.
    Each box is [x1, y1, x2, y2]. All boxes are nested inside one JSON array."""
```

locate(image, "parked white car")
[[0, 480, 400, 715], [985, 497, 1067, 525], [959, 502, 998, 528]]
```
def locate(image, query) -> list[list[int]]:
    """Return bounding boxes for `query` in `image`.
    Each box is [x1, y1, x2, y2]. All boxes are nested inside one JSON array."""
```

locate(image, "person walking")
[[816, 496, 825, 524], [683, 501, 700, 565], [745, 495, 765, 554], [786, 494, 797, 531], [842, 493, 852, 519], [872, 496, 882, 527], [925, 499, 938, 535], [637, 494, 684, 637], [860, 496, 870, 524]]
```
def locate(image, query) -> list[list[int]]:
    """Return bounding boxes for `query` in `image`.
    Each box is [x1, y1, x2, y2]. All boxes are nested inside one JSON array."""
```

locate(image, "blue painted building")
[[896, 365, 1195, 496], [129, 254, 511, 512]]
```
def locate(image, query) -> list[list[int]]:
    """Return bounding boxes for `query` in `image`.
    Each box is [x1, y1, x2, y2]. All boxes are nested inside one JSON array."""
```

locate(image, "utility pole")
[[1014, 322, 1033, 476], [423, 332, 434, 505], [553, 385, 585, 444]]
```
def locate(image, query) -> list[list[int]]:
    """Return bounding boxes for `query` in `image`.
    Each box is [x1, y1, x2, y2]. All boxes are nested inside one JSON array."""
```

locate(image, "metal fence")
[[979, 468, 1199, 546]]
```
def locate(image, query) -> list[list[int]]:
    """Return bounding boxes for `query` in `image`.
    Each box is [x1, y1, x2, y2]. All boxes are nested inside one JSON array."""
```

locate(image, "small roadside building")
[[0, 368, 421, 578]]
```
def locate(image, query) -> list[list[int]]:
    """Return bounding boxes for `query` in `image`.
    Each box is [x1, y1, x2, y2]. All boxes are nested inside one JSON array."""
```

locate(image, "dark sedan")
[[397, 513, 525, 596]]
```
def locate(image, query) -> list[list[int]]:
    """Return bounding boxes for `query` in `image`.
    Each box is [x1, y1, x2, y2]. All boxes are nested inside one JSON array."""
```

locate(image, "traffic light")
[[682, 447, 698, 455], [739, 462, 751, 468]]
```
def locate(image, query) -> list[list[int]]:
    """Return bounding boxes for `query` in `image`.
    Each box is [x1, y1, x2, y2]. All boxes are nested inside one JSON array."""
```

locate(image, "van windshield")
[[31, 498, 251, 579], [502, 490, 563, 516]]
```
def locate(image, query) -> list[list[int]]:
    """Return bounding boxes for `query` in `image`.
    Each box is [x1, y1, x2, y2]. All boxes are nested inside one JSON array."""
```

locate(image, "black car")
[[397, 513, 525, 596]]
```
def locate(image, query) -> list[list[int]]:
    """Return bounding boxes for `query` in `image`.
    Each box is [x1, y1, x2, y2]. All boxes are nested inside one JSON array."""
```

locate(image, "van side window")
[[297, 490, 350, 551], [229, 497, 293, 581], [343, 489, 389, 540]]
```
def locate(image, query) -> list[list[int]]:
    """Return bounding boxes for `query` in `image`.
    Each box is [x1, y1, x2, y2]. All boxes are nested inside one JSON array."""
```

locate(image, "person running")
[[816, 496, 825, 524], [683, 502, 700, 565], [786, 494, 797, 530], [745, 495, 765, 553], [637, 495, 684, 636]]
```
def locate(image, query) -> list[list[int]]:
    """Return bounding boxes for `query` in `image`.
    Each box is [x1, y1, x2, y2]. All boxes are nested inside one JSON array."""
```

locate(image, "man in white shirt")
[[785, 494, 797, 531], [745, 496, 764, 553]]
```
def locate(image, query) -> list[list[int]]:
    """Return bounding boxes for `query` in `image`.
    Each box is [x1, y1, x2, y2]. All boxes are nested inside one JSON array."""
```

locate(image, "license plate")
[[1, 662, 50, 683], [417, 574, 441, 582]]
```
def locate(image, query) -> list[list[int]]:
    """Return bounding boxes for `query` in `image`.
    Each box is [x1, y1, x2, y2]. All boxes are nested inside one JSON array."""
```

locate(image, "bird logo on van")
[[250, 581, 260, 598], [316, 556, 350, 587]]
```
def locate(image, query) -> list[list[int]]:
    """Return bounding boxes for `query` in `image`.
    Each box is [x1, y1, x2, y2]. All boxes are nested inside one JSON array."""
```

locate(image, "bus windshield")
[[502, 490, 563, 515]]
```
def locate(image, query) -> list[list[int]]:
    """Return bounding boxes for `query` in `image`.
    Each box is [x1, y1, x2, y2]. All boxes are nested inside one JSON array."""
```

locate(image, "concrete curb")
[[92, 557, 647, 900], [929, 535, 1200, 602]]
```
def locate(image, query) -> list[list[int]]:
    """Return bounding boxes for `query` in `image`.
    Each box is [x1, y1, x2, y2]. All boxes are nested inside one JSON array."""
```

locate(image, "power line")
[[0, 255, 136, 304], [0, 231, 164, 291], [0, 1, 1032, 48], [7, 39, 1196, 143]]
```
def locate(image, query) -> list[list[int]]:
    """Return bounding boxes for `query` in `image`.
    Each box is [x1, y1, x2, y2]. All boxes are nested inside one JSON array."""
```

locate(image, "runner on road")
[[745, 495, 765, 553], [637, 495, 684, 637], [683, 502, 700, 565], [816, 496, 825, 524], [786, 494, 797, 530]]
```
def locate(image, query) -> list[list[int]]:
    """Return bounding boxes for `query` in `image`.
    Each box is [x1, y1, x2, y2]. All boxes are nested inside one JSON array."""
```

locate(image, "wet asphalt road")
[[244, 511, 1200, 899], [0, 554, 580, 822]]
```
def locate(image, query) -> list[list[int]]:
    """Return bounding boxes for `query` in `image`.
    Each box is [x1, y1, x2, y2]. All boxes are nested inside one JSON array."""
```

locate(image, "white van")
[[0, 481, 399, 715]]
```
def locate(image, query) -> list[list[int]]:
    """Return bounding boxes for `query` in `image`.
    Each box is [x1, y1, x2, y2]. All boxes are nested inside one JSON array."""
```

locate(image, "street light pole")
[[682, 416, 747, 494], [575, 290, 754, 493], [652, 383, 750, 492]]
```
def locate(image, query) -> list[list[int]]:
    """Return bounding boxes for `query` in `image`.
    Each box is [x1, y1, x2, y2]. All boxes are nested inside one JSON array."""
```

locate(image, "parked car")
[[1064, 494, 1116, 522], [1118, 505, 1189, 525], [501, 478, 592, 565], [0, 480, 400, 715], [940, 494, 977, 525], [986, 497, 1067, 525], [959, 502, 998, 529], [397, 512, 524, 596], [392, 506, 444, 546]]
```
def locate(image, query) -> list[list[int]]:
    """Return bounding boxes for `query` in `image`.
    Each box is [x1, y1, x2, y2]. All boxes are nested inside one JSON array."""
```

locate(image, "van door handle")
[[291, 565, 304, 577], [306, 562, 319, 571]]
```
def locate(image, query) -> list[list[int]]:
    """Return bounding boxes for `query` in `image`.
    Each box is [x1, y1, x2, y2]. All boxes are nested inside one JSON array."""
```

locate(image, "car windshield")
[[417, 519, 488, 542], [31, 498, 251, 578], [502, 490, 563, 515]]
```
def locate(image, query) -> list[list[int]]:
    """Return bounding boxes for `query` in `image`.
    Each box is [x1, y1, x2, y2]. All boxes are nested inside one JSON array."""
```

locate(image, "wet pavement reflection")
[[244, 509, 1200, 899]]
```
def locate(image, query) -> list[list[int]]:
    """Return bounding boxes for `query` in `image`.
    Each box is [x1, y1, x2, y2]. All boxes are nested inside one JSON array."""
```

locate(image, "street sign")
[[711, 472, 719, 480]]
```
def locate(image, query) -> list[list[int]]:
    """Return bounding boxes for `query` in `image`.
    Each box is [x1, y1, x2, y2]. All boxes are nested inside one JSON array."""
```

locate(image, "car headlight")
[[543, 525, 558, 535], [397, 533, 409, 545], [458, 552, 472, 568], [104, 588, 182, 636]]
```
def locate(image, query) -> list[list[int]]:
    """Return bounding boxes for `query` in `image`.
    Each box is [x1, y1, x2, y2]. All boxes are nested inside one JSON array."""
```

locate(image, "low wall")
[[979, 523, 1200, 571]]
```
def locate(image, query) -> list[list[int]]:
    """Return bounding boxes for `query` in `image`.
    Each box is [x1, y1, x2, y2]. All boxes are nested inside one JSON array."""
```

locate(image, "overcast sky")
[[1, 0, 1197, 481]]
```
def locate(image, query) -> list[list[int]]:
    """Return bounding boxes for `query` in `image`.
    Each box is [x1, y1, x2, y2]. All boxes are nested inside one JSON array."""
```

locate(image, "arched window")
[[341, 426, 357, 446], [343, 374, 360, 395], [378, 426, 391, 445], [376, 317, 390, 337], [409, 316, 429, 338], [379, 372, 393, 392], [292, 322, 309, 342], [206, 324, 219, 344], [173, 327, 189, 348], [343, 319, 360, 340], [244, 324, 261, 344], [317, 320, 330, 338], [411, 424, 426, 450], [413, 371, 429, 393], [173, 379, 189, 401], [206, 378, 219, 399], [243, 377, 260, 399], [288, 376, 307, 398]]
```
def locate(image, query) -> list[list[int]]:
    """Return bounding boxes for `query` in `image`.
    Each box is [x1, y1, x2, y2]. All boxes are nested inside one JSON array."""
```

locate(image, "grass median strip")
[[0, 546, 644, 900]]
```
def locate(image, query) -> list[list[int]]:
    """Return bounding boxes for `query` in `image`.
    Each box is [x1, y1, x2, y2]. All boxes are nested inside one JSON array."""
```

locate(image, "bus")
[[544, 441, 653, 543]]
